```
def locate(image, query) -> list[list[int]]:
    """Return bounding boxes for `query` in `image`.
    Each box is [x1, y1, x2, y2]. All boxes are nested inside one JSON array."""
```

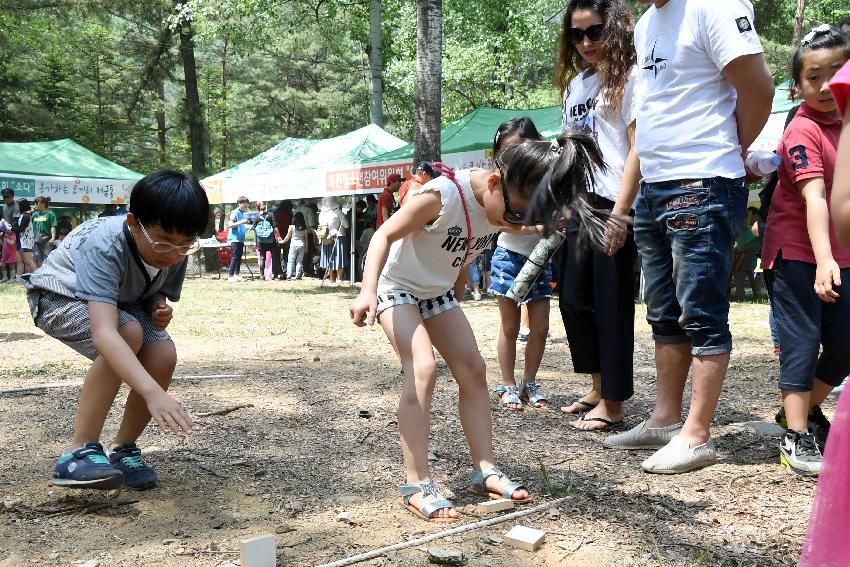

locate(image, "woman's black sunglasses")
[[567, 23, 604, 45]]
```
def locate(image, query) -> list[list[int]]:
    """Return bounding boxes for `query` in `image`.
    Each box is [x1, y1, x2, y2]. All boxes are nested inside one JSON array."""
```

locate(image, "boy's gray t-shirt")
[[26, 216, 188, 305]]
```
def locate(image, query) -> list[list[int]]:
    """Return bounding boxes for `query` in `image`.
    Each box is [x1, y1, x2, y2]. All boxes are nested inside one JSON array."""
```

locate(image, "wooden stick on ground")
[[315, 496, 573, 567], [196, 404, 254, 418]]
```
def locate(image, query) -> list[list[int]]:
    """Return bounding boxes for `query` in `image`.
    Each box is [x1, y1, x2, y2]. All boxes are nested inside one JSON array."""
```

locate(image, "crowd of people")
[[346, 0, 850, 528], [11, 0, 850, 558]]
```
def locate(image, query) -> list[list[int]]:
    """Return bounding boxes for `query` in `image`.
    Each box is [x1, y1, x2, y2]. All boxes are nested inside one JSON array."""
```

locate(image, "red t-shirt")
[[762, 103, 850, 269], [398, 175, 424, 208], [376, 189, 395, 230]]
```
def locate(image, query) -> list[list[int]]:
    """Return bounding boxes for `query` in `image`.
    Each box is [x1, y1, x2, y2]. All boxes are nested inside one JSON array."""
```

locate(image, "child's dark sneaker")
[[808, 405, 831, 453], [53, 442, 124, 489], [109, 443, 157, 490], [775, 407, 787, 429]]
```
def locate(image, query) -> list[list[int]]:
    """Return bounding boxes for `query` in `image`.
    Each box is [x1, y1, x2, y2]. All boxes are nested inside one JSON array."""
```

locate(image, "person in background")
[[604, 0, 774, 473], [0, 225, 15, 282], [15, 199, 36, 280], [56, 216, 73, 246], [761, 27, 850, 476], [252, 201, 283, 281], [282, 212, 307, 280], [318, 197, 350, 285], [99, 204, 118, 218], [377, 174, 402, 230], [555, 0, 641, 432], [364, 194, 378, 230], [32, 196, 58, 267], [294, 199, 317, 229], [840, 15, 850, 34], [399, 162, 440, 208], [272, 200, 293, 274], [226, 196, 250, 283], [2, 188, 19, 226]]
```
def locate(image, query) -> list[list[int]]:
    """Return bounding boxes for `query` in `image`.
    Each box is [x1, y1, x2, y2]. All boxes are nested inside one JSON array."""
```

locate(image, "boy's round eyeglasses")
[[567, 23, 604, 45], [137, 221, 196, 255]]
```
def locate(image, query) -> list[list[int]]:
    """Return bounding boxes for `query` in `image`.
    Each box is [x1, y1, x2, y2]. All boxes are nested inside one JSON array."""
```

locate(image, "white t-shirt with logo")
[[378, 169, 501, 298], [497, 232, 539, 257], [633, 0, 763, 183], [562, 66, 638, 206]]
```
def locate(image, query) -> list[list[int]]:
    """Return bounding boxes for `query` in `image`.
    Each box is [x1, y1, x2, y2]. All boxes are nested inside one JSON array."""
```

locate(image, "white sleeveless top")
[[378, 169, 501, 298]]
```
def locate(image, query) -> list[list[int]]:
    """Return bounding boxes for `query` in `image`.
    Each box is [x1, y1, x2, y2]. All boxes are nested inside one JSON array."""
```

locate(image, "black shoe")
[[808, 405, 831, 453], [109, 443, 158, 490]]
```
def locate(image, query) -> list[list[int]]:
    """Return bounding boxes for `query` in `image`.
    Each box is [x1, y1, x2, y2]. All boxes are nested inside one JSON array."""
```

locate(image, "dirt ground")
[[0, 277, 822, 566]]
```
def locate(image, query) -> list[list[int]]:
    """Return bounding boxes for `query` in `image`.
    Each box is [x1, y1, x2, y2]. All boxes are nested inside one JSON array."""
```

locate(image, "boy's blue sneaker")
[[53, 442, 124, 489], [109, 443, 158, 490]]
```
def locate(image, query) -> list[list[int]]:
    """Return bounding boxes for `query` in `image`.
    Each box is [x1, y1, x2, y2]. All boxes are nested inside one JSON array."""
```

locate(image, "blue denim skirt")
[[488, 246, 552, 304]]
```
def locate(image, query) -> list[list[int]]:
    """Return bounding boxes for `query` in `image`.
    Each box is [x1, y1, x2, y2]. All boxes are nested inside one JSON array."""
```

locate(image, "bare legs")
[[644, 341, 728, 447], [381, 305, 529, 519], [495, 297, 550, 409], [783, 378, 834, 433], [70, 321, 177, 450]]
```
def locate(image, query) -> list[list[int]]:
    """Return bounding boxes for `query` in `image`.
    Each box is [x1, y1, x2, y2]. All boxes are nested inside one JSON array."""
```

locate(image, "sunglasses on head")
[[567, 23, 604, 45]]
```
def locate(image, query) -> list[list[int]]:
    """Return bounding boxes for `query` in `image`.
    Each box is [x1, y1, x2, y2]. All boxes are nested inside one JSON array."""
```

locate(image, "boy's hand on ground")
[[146, 391, 193, 435], [815, 259, 841, 303], [151, 303, 173, 331], [349, 293, 377, 327]]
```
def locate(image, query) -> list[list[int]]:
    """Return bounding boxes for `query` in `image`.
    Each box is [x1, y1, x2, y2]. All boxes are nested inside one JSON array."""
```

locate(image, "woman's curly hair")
[[555, 0, 637, 118]]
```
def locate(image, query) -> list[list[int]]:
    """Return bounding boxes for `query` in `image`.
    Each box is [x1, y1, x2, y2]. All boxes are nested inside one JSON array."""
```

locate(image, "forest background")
[[0, 0, 843, 179]]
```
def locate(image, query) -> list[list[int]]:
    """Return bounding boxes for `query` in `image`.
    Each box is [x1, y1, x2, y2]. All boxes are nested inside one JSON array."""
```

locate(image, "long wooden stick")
[[315, 496, 573, 567], [196, 403, 254, 418], [0, 374, 245, 396]]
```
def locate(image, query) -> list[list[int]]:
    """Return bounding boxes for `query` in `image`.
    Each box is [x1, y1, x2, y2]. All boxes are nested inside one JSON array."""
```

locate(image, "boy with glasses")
[[24, 169, 208, 491]]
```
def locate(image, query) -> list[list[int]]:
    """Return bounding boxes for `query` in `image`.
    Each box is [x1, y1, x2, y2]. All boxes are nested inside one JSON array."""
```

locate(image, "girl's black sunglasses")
[[567, 23, 604, 45]]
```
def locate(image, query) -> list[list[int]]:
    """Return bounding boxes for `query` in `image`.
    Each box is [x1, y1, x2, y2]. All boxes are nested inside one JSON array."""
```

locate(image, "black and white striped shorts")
[[376, 289, 459, 322], [29, 290, 171, 360]]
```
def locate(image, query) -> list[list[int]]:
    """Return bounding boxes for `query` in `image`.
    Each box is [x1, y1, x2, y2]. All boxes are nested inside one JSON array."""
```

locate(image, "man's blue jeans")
[[635, 177, 748, 356]]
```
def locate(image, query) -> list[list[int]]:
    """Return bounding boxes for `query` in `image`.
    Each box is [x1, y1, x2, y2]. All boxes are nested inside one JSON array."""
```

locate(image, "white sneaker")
[[641, 435, 717, 474], [473, 291, 482, 301], [603, 420, 682, 450], [228, 276, 244, 283]]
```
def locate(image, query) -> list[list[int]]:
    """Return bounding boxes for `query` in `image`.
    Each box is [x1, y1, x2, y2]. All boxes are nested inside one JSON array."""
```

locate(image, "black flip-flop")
[[560, 399, 598, 414], [569, 415, 624, 431]]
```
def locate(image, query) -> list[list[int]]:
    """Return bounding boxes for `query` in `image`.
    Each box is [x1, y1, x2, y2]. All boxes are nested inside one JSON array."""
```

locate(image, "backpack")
[[316, 224, 334, 245], [256, 218, 274, 239]]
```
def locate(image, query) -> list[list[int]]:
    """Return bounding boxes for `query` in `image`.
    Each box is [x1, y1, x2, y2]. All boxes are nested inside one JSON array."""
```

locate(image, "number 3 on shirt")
[[788, 145, 809, 170]]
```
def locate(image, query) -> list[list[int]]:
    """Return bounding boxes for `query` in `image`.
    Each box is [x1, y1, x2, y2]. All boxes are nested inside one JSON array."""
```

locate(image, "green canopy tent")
[[0, 139, 143, 205], [351, 106, 563, 186], [203, 124, 408, 204]]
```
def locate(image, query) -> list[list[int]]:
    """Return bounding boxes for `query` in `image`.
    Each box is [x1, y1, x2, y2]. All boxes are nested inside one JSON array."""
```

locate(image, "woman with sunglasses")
[[556, 0, 641, 432], [349, 130, 603, 522]]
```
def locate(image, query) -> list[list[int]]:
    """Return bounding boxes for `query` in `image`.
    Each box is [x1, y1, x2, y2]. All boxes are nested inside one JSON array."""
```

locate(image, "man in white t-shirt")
[[604, 0, 774, 474]]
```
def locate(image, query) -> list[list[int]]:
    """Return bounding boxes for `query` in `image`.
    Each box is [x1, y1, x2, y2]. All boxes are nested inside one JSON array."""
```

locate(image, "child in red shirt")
[[762, 26, 850, 477]]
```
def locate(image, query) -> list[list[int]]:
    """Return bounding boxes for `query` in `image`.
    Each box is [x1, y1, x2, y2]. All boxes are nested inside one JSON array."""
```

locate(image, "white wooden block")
[[240, 534, 276, 567], [503, 525, 546, 552], [478, 498, 514, 515]]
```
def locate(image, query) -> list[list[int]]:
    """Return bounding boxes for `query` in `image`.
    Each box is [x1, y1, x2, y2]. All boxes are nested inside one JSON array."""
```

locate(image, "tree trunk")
[[368, 0, 384, 127], [792, 0, 806, 46], [155, 79, 167, 167], [177, 6, 214, 270], [414, 0, 442, 164], [178, 15, 207, 178], [220, 37, 228, 168]]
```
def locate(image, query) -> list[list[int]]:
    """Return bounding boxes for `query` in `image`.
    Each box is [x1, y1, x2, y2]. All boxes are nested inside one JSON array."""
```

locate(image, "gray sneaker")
[[602, 420, 682, 450], [641, 435, 717, 474]]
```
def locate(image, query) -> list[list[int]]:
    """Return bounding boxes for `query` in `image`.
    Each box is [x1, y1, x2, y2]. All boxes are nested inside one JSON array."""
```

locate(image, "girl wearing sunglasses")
[[349, 131, 602, 522], [556, 0, 642, 433]]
